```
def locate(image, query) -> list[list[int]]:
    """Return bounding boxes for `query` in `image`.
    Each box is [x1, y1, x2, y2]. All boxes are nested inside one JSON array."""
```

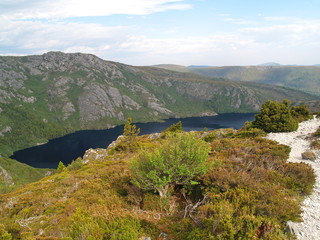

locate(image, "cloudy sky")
[[1, 0, 320, 66]]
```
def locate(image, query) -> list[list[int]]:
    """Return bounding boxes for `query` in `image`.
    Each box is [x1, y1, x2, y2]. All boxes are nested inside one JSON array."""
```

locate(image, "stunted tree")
[[252, 100, 298, 133], [123, 117, 140, 138], [131, 133, 210, 198], [115, 118, 141, 152]]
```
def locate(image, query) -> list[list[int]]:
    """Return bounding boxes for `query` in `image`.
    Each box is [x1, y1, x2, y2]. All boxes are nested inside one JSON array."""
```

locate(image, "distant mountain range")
[[154, 64, 320, 96], [257, 62, 282, 66], [0, 52, 318, 157]]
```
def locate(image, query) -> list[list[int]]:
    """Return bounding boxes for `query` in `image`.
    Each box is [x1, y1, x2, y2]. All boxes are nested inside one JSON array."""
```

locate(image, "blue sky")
[[1, 0, 320, 66]]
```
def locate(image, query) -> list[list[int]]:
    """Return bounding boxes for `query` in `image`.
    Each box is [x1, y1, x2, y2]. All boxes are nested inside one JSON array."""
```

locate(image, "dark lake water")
[[11, 113, 255, 169]]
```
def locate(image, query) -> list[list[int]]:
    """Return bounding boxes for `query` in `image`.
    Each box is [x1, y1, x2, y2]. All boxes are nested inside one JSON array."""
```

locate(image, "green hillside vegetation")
[[191, 66, 320, 96], [154, 65, 320, 96], [0, 157, 49, 193], [0, 120, 315, 239], [0, 52, 317, 157]]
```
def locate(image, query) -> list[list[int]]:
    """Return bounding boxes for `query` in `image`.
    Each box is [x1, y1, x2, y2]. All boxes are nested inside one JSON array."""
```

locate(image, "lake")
[[11, 113, 255, 168]]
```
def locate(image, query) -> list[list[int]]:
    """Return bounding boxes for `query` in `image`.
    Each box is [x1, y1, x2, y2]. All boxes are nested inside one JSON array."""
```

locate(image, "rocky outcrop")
[[82, 148, 109, 163], [0, 166, 14, 185], [0, 52, 316, 156]]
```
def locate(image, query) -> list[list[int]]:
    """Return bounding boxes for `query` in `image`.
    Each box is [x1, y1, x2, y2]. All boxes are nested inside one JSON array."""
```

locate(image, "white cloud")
[[240, 21, 320, 45], [0, 0, 192, 19], [1, 2, 320, 66], [0, 18, 130, 55]]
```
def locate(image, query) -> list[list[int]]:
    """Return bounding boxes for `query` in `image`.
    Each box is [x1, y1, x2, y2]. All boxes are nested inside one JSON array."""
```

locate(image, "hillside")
[[155, 65, 320, 96], [0, 125, 316, 239], [0, 157, 50, 193], [0, 52, 317, 156]]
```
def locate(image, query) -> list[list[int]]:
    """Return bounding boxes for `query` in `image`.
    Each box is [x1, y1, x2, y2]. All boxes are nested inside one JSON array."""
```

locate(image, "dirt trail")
[[266, 117, 320, 240]]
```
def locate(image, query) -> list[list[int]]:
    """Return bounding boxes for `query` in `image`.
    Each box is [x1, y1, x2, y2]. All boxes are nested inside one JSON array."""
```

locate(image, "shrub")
[[283, 162, 315, 195], [234, 128, 267, 138], [102, 217, 141, 240], [310, 140, 320, 149], [115, 118, 140, 152], [202, 129, 235, 142], [131, 133, 210, 198], [20, 232, 35, 240], [67, 208, 104, 240], [164, 121, 183, 133], [57, 161, 66, 172], [0, 224, 12, 240], [313, 127, 320, 138], [66, 157, 84, 171], [252, 100, 298, 132], [291, 105, 312, 122]]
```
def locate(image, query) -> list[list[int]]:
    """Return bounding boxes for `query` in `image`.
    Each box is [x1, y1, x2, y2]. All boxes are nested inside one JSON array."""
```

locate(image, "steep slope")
[[0, 52, 316, 156], [0, 129, 315, 239], [0, 157, 49, 193]]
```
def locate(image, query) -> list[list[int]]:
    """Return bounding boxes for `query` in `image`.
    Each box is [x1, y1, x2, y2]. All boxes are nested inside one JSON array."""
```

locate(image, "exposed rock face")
[[0, 51, 316, 156], [0, 166, 14, 185], [82, 148, 109, 163]]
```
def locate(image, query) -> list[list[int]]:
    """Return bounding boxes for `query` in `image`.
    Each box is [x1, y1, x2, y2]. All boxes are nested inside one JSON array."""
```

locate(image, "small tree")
[[252, 100, 298, 133], [131, 133, 210, 198], [115, 118, 140, 152], [57, 161, 66, 172], [160, 121, 184, 138], [123, 117, 140, 138]]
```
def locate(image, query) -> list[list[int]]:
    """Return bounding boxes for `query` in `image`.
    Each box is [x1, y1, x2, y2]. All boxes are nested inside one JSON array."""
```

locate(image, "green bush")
[[0, 224, 12, 240], [234, 128, 267, 138], [66, 157, 84, 171], [252, 100, 298, 133], [68, 208, 104, 240], [20, 232, 35, 240], [57, 161, 66, 172], [131, 133, 210, 198], [115, 118, 141, 152], [164, 121, 183, 133], [102, 217, 141, 240], [291, 105, 312, 122]]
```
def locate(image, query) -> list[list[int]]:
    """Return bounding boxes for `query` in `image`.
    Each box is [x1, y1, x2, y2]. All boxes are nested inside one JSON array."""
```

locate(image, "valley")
[[0, 52, 317, 157], [155, 64, 320, 96]]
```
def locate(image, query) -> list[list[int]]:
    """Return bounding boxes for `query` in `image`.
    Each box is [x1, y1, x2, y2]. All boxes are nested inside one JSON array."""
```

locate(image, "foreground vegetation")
[[0, 117, 316, 239]]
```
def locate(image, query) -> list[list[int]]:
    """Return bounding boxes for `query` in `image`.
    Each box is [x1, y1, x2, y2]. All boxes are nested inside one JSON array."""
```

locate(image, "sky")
[[1, 0, 320, 66]]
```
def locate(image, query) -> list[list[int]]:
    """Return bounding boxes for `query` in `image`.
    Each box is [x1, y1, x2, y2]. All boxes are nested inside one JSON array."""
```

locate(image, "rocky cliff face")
[[0, 52, 316, 156]]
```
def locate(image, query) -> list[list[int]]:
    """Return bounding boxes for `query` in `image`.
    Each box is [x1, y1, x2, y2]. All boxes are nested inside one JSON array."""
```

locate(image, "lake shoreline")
[[11, 113, 256, 169]]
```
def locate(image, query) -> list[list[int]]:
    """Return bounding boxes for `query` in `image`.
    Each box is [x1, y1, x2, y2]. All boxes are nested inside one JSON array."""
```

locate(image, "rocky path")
[[266, 117, 320, 240]]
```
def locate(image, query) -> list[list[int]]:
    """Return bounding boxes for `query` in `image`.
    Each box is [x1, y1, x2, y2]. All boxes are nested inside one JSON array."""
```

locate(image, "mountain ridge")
[[0, 52, 317, 157], [154, 64, 320, 96]]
